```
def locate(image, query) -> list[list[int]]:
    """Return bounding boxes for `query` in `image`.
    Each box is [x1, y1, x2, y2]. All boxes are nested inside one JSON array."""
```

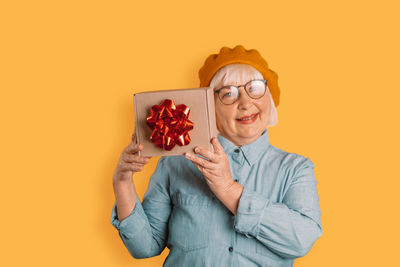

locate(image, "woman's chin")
[[237, 128, 260, 139], [236, 124, 266, 139]]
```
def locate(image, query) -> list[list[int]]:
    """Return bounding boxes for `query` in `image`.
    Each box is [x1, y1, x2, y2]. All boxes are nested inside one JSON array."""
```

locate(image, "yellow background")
[[1, 0, 399, 266]]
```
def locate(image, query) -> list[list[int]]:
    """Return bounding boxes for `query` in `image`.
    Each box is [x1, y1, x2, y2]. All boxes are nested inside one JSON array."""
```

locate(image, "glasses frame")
[[214, 79, 268, 105]]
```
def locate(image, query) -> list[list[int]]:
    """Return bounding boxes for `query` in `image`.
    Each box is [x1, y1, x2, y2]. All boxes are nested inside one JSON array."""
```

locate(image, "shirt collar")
[[217, 129, 270, 166]]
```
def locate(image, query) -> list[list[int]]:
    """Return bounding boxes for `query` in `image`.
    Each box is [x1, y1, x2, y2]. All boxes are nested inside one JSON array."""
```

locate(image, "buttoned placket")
[[229, 148, 245, 260]]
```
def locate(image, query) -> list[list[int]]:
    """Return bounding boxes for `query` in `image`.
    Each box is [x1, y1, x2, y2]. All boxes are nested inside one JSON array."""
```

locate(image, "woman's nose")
[[237, 87, 253, 109]]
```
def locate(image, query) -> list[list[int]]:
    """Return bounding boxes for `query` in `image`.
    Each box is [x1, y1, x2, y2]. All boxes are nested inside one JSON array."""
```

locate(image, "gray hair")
[[209, 63, 278, 127]]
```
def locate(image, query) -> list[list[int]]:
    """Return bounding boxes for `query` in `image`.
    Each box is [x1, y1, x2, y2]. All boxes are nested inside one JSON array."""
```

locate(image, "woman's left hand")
[[185, 137, 235, 195]]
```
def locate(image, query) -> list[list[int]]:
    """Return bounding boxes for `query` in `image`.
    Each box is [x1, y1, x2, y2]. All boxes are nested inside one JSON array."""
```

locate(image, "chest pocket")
[[168, 192, 215, 252]]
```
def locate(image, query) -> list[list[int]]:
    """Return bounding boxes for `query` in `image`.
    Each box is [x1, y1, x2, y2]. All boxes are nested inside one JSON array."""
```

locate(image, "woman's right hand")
[[113, 132, 152, 183]]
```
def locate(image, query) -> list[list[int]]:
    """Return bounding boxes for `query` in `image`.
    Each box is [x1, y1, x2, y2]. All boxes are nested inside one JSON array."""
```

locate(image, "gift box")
[[134, 87, 218, 157]]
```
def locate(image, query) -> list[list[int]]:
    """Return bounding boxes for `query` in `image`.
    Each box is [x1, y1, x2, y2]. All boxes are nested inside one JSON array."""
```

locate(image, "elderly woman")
[[111, 45, 322, 267]]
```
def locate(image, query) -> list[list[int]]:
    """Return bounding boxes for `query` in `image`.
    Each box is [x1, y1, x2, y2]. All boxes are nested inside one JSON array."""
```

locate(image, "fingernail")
[[194, 148, 199, 153]]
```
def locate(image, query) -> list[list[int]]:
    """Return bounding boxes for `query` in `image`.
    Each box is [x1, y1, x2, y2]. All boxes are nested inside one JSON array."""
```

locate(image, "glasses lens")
[[218, 86, 239, 104], [246, 80, 266, 98]]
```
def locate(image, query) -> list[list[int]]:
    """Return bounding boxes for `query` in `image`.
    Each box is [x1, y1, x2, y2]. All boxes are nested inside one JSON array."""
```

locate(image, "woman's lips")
[[236, 113, 259, 124]]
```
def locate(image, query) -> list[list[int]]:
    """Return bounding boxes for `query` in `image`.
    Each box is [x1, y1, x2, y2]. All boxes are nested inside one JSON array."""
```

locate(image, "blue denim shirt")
[[111, 129, 322, 267]]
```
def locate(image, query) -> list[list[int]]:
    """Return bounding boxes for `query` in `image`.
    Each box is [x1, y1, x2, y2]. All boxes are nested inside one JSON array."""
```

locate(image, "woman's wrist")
[[215, 181, 244, 215], [113, 168, 133, 184]]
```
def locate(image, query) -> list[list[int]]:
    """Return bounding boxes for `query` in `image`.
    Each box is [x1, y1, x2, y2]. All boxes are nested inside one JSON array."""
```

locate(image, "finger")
[[193, 162, 203, 173], [193, 162, 206, 174], [211, 137, 224, 154], [194, 146, 217, 162], [185, 152, 213, 169], [193, 162, 213, 178], [123, 154, 150, 164], [119, 162, 145, 172], [124, 143, 143, 154], [124, 143, 142, 154]]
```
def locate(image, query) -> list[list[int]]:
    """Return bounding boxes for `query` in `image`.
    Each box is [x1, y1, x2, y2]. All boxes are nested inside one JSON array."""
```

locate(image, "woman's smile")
[[236, 113, 259, 124]]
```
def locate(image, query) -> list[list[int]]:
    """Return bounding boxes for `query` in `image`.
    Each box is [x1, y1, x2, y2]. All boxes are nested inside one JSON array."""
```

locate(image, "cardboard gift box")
[[134, 87, 218, 157]]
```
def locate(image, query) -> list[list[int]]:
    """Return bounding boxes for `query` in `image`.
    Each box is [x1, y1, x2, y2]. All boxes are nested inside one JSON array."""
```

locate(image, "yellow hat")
[[198, 45, 280, 107]]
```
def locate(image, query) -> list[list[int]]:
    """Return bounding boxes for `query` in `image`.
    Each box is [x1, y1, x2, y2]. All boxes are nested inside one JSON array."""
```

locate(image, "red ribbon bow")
[[146, 99, 194, 151]]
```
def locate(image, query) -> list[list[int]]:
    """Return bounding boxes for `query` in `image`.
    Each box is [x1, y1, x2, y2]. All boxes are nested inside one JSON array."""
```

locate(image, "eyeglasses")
[[214, 79, 267, 105]]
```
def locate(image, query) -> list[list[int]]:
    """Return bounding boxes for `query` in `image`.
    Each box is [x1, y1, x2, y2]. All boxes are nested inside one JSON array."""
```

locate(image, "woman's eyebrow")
[[220, 83, 238, 88]]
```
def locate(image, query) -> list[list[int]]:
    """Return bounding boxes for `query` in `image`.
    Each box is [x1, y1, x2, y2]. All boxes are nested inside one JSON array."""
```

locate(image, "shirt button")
[[234, 149, 240, 153], [228, 246, 233, 252]]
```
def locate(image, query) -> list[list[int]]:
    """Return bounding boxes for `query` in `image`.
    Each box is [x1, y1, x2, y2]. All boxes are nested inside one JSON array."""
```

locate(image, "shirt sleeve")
[[233, 158, 322, 259], [110, 157, 172, 259]]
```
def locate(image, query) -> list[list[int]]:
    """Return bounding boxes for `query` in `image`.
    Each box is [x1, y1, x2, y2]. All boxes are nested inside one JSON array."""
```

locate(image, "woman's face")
[[214, 79, 271, 147]]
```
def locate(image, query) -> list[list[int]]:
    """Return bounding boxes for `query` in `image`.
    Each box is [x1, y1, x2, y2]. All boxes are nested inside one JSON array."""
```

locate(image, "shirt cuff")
[[110, 195, 147, 239], [233, 186, 270, 238]]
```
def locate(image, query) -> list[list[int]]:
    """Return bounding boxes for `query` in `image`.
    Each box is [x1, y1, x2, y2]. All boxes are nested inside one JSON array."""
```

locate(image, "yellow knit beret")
[[198, 45, 280, 107]]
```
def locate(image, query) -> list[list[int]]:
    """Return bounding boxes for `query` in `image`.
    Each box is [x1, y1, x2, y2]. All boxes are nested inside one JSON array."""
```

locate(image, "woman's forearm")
[[113, 175, 138, 222]]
